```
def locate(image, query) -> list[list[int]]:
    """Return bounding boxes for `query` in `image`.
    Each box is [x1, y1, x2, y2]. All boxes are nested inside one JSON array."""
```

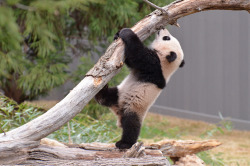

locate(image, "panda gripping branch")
[[95, 28, 185, 149]]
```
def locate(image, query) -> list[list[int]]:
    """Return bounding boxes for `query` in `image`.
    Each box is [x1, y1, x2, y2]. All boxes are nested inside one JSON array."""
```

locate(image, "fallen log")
[[0, 138, 221, 165]]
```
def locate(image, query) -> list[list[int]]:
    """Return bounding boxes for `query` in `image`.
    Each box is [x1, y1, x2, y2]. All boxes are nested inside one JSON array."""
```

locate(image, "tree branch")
[[0, 0, 249, 144], [142, 0, 168, 14]]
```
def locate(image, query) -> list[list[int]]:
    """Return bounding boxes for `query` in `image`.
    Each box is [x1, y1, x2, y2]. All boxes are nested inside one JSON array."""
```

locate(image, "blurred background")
[[154, 10, 250, 130]]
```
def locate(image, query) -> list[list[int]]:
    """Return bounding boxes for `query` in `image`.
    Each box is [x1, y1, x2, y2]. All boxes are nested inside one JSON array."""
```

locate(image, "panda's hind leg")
[[115, 111, 141, 149]]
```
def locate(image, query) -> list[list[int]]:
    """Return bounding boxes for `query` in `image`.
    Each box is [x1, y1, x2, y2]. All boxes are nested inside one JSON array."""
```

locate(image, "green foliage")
[[198, 151, 225, 166], [81, 99, 109, 119], [200, 113, 233, 139], [84, 0, 174, 41], [0, 92, 120, 143], [0, 93, 44, 132], [0, 6, 22, 51], [0, 0, 172, 103], [48, 112, 120, 144], [0, 5, 25, 80], [85, 0, 139, 41], [196, 114, 233, 165], [18, 53, 70, 97], [140, 125, 181, 141]]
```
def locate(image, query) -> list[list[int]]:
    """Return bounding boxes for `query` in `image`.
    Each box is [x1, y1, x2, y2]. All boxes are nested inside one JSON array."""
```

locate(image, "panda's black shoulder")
[[134, 48, 166, 89], [116, 28, 166, 89]]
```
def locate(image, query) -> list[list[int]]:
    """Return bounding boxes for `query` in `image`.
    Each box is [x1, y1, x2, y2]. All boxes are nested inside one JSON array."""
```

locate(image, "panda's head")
[[151, 28, 184, 79]]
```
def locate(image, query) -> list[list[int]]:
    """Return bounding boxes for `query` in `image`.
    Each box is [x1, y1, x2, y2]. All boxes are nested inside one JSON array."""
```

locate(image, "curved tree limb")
[[0, 0, 249, 144], [142, 0, 168, 13]]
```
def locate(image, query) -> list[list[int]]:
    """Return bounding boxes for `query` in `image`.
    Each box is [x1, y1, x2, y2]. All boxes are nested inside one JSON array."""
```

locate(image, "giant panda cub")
[[95, 28, 184, 149]]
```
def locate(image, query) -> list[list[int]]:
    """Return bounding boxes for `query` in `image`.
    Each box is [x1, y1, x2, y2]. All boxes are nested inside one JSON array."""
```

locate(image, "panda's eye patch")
[[163, 36, 170, 41]]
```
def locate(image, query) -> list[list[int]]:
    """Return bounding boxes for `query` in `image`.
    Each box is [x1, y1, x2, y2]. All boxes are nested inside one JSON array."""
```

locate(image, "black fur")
[[179, 59, 185, 68], [115, 111, 141, 149], [118, 28, 166, 89], [95, 85, 118, 107], [166, 51, 177, 63], [113, 30, 120, 40]]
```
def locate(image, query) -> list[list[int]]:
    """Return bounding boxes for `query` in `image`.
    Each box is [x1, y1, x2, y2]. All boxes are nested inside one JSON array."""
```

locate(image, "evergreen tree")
[[0, 0, 172, 103]]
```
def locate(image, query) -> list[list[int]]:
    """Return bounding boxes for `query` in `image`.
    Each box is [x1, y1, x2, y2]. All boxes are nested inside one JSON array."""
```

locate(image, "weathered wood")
[[123, 142, 146, 158], [149, 139, 222, 157], [0, 138, 220, 165], [73, 139, 221, 158], [24, 142, 169, 165], [22, 139, 220, 165], [175, 154, 205, 166], [0, 140, 40, 165], [23, 156, 170, 166]]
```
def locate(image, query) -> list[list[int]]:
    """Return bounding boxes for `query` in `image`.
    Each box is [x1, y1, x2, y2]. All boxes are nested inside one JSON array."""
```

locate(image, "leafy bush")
[[0, 0, 171, 103], [0, 93, 44, 132], [48, 112, 120, 144]]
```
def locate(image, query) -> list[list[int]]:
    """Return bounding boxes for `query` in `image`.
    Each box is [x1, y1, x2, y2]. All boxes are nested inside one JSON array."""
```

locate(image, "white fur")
[[151, 29, 184, 80]]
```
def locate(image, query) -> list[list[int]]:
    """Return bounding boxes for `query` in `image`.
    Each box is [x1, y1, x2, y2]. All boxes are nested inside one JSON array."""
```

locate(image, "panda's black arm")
[[118, 28, 166, 89], [118, 28, 145, 62], [118, 29, 160, 72]]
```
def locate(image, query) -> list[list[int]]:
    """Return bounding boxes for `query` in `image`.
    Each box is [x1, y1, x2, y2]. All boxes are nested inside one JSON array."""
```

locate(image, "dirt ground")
[[144, 113, 250, 166]]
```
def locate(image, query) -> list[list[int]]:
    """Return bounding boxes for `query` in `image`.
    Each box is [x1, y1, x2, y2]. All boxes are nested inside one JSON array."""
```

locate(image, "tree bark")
[[0, 0, 249, 162], [0, 138, 220, 165]]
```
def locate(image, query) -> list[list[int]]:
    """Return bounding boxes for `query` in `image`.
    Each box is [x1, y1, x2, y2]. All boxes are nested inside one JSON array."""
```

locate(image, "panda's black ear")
[[179, 59, 185, 68], [113, 30, 121, 40]]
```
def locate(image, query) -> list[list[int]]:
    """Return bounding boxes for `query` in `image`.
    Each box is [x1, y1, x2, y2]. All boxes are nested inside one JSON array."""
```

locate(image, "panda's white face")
[[150, 28, 184, 80]]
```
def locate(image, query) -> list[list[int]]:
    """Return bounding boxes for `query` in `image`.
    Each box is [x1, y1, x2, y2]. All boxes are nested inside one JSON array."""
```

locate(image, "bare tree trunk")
[[0, 0, 249, 162]]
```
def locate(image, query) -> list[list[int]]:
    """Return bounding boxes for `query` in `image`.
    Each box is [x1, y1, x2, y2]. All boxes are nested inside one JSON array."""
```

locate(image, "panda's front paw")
[[114, 30, 121, 40], [166, 51, 177, 63], [115, 140, 134, 149]]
